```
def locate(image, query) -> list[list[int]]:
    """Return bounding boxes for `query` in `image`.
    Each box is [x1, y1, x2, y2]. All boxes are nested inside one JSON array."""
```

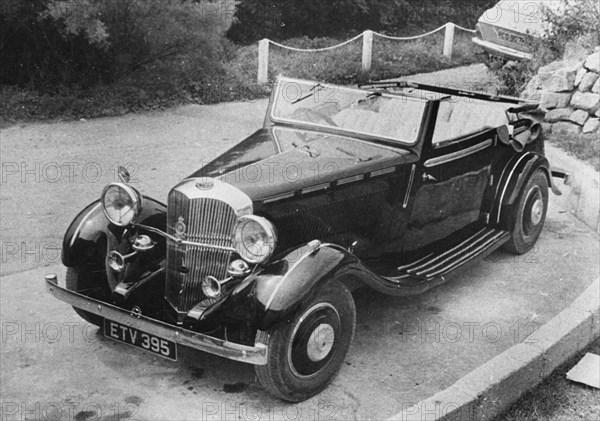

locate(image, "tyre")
[[255, 280, 356, 402], [503, 170, 549, 254], [65, 267, 108, 327]]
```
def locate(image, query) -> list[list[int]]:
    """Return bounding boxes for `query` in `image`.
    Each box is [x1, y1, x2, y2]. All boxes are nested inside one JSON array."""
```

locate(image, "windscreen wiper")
[[291, 83, 325, 105]]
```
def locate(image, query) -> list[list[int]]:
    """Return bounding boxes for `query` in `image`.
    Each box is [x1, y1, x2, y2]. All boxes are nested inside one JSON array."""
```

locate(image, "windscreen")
[[271, 78, 427, 144]]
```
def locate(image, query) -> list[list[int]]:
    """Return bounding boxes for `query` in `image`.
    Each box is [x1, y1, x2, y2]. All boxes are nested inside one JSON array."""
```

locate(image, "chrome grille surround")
[[165, 178, 252, 314]]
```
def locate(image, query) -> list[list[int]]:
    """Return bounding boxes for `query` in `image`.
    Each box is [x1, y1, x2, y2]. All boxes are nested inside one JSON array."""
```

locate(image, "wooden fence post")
[[258, 39, 269, 84], [443, 23, 455, 59], [362, 30, 373, 72]]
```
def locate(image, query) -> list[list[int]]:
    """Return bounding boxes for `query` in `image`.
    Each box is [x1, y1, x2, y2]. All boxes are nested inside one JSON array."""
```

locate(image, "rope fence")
[[257, 22, 476, 83]]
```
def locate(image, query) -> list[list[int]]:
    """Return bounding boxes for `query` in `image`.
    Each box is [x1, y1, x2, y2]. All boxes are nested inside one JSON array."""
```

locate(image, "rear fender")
[[492, 152, 559, 228]]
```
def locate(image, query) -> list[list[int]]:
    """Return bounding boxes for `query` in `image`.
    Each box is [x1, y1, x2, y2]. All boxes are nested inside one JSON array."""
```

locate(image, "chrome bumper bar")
[[45, 274, 267, 365], [472, 37, 532, 61]]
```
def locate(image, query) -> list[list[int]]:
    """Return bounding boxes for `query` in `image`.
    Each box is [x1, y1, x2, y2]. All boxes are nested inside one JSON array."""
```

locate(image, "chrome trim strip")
[[133, 224, 236, 252], [302, 183, 330, 194], [424, 139, 493, 168], [471, 37, 533, 61], [71, 203, 102, 247], [402, 164, 416, 209], [496, 153, 534, 224], [427, 231, 510, 278], [370, 167, 396, 177], [263, 192, 295, 203], [337, 174, 364, 185], [45, 276, 267, 365]]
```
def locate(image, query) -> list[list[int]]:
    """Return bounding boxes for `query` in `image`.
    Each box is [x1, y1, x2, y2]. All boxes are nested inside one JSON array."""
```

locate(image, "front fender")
[[204, 243, 367, 331], [61, 196, 167, 286]]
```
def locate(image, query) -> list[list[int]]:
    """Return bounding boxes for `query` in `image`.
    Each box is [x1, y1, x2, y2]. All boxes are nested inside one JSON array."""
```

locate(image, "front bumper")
[[472, 37, 532, 61], [45, 274, 267, 365]]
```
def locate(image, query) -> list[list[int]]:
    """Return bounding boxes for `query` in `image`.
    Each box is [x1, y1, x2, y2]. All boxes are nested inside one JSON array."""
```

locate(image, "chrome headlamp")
[[233, 215, 277, 264], [101, 183, 143, 227]]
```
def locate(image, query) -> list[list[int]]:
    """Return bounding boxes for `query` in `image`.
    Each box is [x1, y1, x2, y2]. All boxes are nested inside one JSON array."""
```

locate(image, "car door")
[[403, 99, 506, 251]]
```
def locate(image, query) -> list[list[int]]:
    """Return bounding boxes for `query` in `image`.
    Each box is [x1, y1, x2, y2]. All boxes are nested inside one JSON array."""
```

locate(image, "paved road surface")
[[1, 64, 598, 420]]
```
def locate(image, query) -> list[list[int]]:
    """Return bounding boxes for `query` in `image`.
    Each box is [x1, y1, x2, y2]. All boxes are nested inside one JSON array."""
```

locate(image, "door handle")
[[422, 172, 437, 182]]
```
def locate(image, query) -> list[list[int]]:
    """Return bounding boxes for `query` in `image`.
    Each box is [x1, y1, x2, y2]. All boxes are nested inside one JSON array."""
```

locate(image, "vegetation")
[[227, 0, 494, 43], [0, 0, 487, 126], [490, 0, 600, 97]]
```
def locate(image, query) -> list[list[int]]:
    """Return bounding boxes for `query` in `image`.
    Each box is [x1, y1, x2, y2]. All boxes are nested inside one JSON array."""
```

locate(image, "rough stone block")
[[521, 75, 542, 101], [592, 78, 600, 94], [584, 52, 600, 73], [569, 109, 590, 126], [579, 72, 599, 92], [583, 117, 600, 133], [570, 92, 600, 113], [544, 108, 572, 123], [539, 60, 580, 92], [541, 122, 553, 134], [540, 91, 572, 109], [553, 121, 581, 135], [574, 67, 587, 87]]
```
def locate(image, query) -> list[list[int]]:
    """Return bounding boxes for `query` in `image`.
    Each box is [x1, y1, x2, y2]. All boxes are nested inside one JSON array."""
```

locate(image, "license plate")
[[497, 29, 528, 46], [104, 319, 177, 361]]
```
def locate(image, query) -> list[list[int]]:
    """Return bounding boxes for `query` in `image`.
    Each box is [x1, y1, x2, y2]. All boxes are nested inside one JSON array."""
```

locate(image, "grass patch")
[[495, 338, 600, 421], [548, 132, 600, 172], [263, 31, 478, 83], [0, 31, 480, 127]]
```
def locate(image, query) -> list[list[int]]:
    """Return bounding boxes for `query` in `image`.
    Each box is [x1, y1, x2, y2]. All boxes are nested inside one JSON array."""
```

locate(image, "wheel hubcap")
[[288, 303, 340, 378], [530, 198, 544, 226], [522, 185, 545, 237], [306, 323, 335, 362]]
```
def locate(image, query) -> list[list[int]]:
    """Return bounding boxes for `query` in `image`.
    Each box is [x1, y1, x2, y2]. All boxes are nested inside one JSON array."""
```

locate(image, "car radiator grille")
[[165, 189, 237, 313]]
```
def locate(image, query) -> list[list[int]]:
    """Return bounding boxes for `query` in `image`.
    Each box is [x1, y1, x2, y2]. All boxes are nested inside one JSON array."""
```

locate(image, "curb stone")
[[389, 279, 599, 421], [389, 146, 600, 421], [546, 144, 600, 233]]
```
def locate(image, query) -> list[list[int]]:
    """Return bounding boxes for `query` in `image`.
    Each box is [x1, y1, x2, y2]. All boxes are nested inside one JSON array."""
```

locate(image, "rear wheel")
[[503, 170, 549, 254], [255, 280, 355, 402], [66, 267, 108, 327]]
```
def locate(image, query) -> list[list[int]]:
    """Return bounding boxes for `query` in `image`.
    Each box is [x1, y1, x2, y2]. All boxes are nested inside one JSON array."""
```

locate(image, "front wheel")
[[255, 280, 356, 402], [503, 170, 549, 254]]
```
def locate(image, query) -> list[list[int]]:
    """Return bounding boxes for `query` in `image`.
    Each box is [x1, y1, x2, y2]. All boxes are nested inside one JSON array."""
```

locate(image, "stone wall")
[[527, 48, 600, 135]]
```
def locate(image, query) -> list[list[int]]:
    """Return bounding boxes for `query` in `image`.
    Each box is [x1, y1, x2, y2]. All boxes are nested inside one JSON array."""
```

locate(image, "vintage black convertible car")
[[46, 77, 569, 402]]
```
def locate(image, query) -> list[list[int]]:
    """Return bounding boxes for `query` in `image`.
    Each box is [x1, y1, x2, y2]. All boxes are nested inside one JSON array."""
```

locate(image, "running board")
[[394, 227, 510, 281]]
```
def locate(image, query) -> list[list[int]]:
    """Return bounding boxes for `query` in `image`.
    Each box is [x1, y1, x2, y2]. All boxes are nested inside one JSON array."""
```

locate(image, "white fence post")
[[258, 39, 270, 84], [362, 30, 373, 72], [443, 23, 455, 59]]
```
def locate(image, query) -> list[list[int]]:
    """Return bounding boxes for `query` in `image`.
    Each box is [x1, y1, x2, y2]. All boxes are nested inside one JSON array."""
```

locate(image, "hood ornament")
[[196, 178, 214, 190]]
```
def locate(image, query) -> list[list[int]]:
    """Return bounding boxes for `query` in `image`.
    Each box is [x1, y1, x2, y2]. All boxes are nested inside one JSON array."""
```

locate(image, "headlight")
[[101, 182, 143, 227], [233, 215, 277, 264]]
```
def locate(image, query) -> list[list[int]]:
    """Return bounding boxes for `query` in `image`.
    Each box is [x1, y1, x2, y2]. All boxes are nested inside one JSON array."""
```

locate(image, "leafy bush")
[[0, 0, 227, 90], [542, 0, 600, 57], [227, 0, 495, 43], [489, 0, 599, 98]]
